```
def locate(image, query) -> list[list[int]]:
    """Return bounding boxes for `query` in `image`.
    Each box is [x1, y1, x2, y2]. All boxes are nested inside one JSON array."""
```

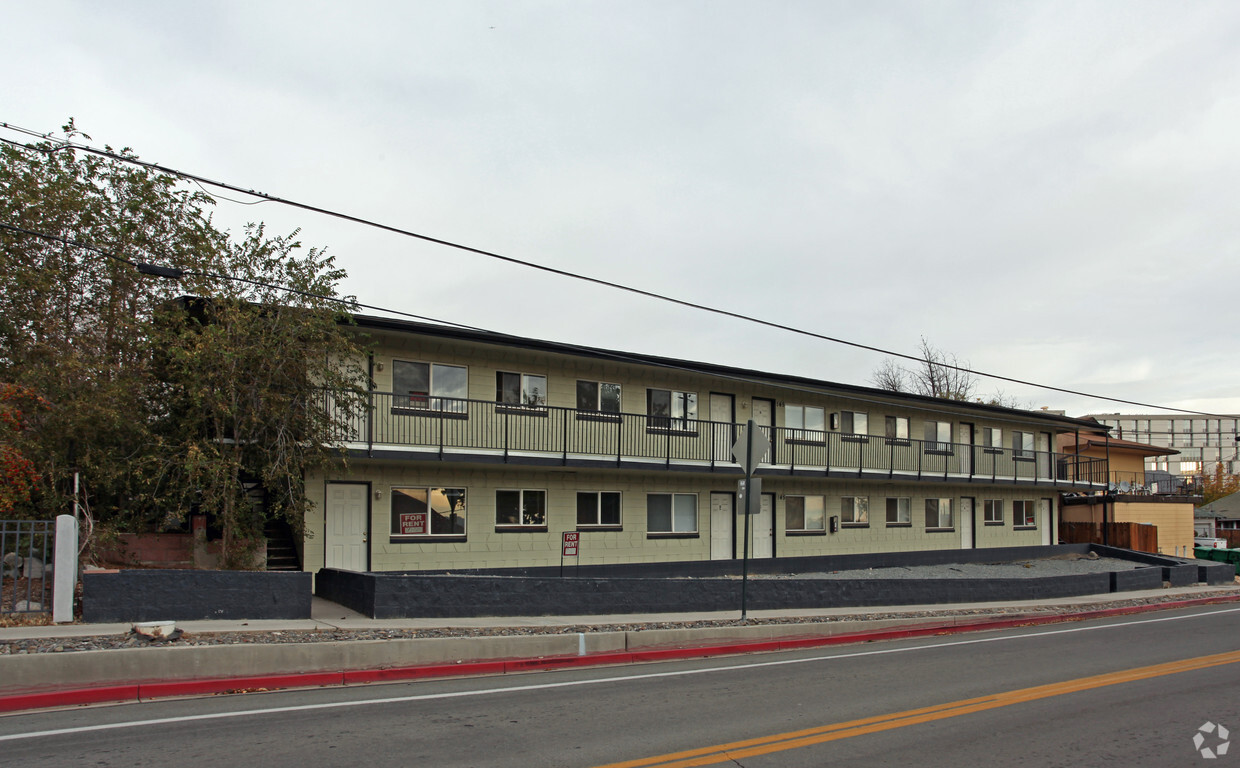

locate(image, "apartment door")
[[709, 492, 734, 560], [325, 482, 369, 571], [710, 393, 735, 463], [960, 496, 975, 549], [751, 398, 774, 463], [958, 423, 974, 475], [1037, 432, 1052, 479], [738, 492, 774, 559], [1040, 499, 1054, 546]]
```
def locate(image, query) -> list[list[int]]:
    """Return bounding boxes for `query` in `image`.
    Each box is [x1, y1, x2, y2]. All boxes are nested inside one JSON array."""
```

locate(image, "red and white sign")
[[398, 512, 428, 535], [562, 531, 579, 557]]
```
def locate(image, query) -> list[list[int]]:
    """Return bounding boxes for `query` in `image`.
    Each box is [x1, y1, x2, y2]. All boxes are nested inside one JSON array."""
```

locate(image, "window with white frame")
[[841, 411, 868, 436], [924, 421, 952, 451], [1012, 430, 1034, 458], [841, 496, 869, 525], [647, 493, 697, 533], [496, 371, 547, 408], [786, 405, 825, 441], [647, 389, 698, 431], [577, 381, 621, 414], [577, 491, 622, 527], [925, 498, 954, 529], [983, 499, 1003, 524], [392, 360, 468, 413], [495, 489, 547, 527], [1013, 499, 1035, 527], [982, 428, 1002, 449], [885, 497, 911, 525], [391, 487, 467, 536], [885, 416, 909, 440], [785, 495, 825, 531]]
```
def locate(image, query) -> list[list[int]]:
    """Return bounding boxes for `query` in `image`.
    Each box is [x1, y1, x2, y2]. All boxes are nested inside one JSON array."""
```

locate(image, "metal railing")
[[324, 392, 1108, 487], [1, 520, 54, 616]]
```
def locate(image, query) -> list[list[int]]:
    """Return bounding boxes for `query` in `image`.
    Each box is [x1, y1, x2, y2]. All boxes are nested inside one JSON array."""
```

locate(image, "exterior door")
[[1037, 432, 1052, 479], [326, 482, 369, 571], [738, 492, 775, 558], [751, 398, 774, 463], [1040, 498, 1053, 545], [710, 393, 735, 463], [958, 423, 974, 475], [709, 492, 733, 560], [960, 496, 975, 549]]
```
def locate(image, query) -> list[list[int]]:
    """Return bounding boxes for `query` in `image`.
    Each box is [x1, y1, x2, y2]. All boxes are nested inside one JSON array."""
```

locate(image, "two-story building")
[[302, 315, 1108, 573]]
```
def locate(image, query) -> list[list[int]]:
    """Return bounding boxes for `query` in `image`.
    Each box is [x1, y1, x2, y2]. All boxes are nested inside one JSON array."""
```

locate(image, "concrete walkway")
[[2, 585, 1240, 715]]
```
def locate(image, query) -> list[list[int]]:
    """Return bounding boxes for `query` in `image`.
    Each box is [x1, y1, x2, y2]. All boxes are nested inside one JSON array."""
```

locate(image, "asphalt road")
[[3, 605, 1240, 767]]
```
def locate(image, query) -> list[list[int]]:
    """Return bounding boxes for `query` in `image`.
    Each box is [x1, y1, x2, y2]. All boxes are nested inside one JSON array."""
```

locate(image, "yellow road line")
[[593, 649, 1240, 768]]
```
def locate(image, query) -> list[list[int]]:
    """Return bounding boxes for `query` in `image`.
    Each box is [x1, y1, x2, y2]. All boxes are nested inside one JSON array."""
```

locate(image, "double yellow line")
[[594, 649, 1240, 768]]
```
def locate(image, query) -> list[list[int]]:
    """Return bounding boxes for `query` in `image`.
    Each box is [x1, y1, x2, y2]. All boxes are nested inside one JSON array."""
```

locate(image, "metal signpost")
[[731, 419, 770, 620]]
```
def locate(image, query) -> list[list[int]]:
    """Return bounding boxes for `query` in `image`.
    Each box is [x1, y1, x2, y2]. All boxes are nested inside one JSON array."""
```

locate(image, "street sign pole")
[[732, 419, 769, 623]]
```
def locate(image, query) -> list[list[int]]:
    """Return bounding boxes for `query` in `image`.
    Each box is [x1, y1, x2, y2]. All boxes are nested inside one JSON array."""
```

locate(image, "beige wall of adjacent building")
[[1060, 499, 1194, 555]]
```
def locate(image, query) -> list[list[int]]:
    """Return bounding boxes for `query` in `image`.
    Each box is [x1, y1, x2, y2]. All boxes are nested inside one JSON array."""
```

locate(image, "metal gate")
[[1, 520, 55, 616]]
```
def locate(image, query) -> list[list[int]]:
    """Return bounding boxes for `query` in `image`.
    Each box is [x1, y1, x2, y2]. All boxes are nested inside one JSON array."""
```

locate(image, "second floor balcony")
[[326, 391, 1108, 489]]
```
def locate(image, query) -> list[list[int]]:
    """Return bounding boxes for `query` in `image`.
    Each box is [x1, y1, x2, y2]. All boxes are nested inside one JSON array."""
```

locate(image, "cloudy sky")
[[5, 1, 1240, 418]]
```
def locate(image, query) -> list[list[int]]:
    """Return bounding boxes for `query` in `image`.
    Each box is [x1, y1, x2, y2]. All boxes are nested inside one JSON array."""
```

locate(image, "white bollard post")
[[53, 514, 78, 624]]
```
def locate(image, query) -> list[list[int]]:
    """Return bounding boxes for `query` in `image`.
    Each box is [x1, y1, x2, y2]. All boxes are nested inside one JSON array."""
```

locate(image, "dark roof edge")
[[349, 313, 1101, 429]]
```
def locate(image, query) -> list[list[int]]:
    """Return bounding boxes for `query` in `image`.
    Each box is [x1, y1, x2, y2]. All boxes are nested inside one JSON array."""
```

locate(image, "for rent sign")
[[398, 512, 428, 535], [562, 531, 579, 557]]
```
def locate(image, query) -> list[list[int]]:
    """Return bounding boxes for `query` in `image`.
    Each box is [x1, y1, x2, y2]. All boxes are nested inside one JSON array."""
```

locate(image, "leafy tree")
[[1201, 462, 1240, 506], [0, 121, 367, 567], [0, 384, 47, 514]]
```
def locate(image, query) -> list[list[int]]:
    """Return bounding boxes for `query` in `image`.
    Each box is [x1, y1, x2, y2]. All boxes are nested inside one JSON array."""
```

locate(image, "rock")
[[21, 557, 46, 579], [1, 552, 20, 577], [14, 600, 43, 612], [132, 621, 177, 639]]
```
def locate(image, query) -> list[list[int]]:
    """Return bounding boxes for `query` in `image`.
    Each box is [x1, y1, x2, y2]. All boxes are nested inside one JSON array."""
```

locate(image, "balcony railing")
[[325, 392, 1107, 487]]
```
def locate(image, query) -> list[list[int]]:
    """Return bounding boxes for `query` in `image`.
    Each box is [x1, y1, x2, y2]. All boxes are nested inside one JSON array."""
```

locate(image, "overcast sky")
[[5, 1, 1240, 418]]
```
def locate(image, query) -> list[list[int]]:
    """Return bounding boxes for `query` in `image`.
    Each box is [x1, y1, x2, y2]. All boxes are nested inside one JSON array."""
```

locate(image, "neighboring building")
[[302, 316, 1108, 573], [1087, 413, 1240, 481], [1197, 492, 1240, 534], [1058, 420, 1198, 555]]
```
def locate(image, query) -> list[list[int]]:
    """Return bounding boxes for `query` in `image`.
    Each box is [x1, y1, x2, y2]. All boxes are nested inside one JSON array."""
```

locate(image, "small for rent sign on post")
[[560, 531, 579, 576]]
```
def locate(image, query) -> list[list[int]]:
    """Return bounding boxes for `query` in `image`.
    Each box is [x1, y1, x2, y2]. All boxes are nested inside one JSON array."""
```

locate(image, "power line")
[[0, 122, 1224, 417]]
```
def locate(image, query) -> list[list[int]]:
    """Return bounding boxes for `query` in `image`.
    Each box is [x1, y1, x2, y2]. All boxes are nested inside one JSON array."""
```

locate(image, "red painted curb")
[[2, 594, 1237, 714]]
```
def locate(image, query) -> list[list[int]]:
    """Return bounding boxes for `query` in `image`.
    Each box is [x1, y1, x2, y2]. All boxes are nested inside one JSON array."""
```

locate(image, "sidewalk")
[[3, 585, 1240, 715]]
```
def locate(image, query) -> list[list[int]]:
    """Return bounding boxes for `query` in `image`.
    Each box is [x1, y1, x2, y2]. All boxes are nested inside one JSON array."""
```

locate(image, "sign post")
[[731, 419, 770, 621], [560, 531, 580, 577]]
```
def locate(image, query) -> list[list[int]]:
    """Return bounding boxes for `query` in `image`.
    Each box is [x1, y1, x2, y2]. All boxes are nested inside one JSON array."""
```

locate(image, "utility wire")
[[0, 122, 1226, 418]]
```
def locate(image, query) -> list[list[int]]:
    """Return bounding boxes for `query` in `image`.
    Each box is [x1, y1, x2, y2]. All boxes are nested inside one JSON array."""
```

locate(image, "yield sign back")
[[731, 420, 770, 475]]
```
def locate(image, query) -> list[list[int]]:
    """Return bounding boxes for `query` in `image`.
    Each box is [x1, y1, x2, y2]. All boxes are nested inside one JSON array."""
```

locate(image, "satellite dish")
[[1119, 481, 1131, 493]]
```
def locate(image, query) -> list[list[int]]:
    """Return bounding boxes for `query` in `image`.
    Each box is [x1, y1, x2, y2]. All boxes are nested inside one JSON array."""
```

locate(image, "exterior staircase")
[[263, 518, 301, 572]]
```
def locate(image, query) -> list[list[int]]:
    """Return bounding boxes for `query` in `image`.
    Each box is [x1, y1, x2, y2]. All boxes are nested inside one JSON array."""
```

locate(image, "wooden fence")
[[1060, 521, 1159, 554]]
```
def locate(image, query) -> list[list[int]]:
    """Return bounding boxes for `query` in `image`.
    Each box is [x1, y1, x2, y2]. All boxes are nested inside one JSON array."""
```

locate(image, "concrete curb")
[[3, 594, 1238, 715]]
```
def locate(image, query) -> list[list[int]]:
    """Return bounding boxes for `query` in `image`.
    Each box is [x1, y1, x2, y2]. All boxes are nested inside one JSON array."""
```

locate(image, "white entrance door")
[[326, 482, 369, 571], [751, 398, 774, 463], [960, 497, 974, 549], [1040, 499, 1053, 545], [738, 493, 774, 559], [710, 394, 735, 463], [709, 492, 733, 560]]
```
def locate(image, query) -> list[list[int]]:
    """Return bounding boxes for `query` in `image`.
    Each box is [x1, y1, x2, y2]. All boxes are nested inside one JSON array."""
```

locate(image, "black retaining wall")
[[316, 544, 1219, 619], [83, 569, 313, 622]]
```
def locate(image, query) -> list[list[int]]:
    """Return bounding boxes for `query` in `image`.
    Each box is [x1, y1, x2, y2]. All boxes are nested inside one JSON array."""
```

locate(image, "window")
[[982, 428, 1002, 449], [841, 411, 868, 436], [647, 389, 698, 431], [391, 487, 466, 537], [1012, 431, 1034, 458], [577, 491, 621, 527], [647, 493, 697, 533], [984, 499, 1003, 524], [885, 416, 909, 440], [885, 497, 911, 525], [392, 360, 468, 413], [924, 421, 952, 451], [925, 498, 953, 529], [841, 496, 869, 525], [495, 489, 546, 528], [786, 495, 825, 531], [786, 405, 825, 441], [497, 372, 547, 408], [1013, 500, 1035, 527], [576, 380, 621, 414]]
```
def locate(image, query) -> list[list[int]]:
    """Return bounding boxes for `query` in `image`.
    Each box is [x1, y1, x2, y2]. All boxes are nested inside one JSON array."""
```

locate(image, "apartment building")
[[303, 315, 1108, 573], [1086, 413, 1240, 480]]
